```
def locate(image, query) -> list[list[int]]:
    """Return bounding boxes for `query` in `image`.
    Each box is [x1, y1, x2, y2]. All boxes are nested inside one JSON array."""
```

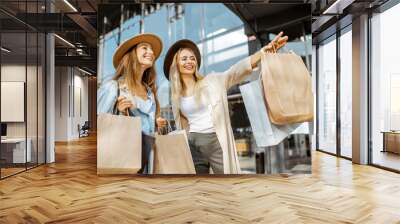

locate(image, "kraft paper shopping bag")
[[154, 130, 195, 174], [260, 51, 314, 125], [97, 113, 142, 175]]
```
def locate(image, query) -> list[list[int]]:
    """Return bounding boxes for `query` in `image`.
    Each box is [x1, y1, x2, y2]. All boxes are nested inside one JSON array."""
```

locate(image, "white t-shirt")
[[180, 95, 215, 133]]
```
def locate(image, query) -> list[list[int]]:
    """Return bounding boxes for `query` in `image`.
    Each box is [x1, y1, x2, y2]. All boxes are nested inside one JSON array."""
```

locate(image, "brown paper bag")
[[261, 51, 314, 125], [97, 113, 142, 175], [154, 130, 195, 174]]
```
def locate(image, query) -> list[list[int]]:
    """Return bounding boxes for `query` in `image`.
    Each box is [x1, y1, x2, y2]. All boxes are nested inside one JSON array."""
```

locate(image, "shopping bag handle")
[[267, 43, 293, 55], [113, 82, 130, 116], [272, 42, 277, 53], [112, 83, 120, 115], [258, 45, 295, 80], [157, 119, 173, 135]]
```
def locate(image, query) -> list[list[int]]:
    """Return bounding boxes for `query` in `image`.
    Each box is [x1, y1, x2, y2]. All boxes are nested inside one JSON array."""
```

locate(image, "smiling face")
[[177, 48, 197, 76], [135, 42, 155, 69]]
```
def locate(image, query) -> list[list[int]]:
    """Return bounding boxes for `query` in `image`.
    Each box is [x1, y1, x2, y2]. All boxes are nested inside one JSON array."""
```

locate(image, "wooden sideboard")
[[382, 131, 400, 154]]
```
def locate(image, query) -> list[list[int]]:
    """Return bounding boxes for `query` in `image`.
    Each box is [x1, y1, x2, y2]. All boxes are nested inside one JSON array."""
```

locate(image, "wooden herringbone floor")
[[1, 134, 400, 224]]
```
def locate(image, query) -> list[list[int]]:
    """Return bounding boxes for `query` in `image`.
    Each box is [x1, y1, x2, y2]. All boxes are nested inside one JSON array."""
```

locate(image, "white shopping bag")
[[240, 79, 302, 147]]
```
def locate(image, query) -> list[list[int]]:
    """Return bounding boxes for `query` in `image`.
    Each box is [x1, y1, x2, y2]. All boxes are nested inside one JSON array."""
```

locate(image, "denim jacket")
[[97, 79, 156, 135]]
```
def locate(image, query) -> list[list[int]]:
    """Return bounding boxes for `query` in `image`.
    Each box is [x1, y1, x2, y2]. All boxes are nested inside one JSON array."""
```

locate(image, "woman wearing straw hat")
[[163, 32, 288, 174], [98, 33, 167, 174]]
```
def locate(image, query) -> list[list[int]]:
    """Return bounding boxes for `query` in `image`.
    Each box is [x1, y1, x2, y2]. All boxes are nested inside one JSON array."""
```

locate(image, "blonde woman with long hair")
[[98, 33, 167, 174], [163, 32, 288, 174]]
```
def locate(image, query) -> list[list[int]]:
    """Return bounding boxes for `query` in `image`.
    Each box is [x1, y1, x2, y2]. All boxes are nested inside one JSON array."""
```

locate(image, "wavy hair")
[[170, 48, 204, 108], [112, 46, 160, 117]]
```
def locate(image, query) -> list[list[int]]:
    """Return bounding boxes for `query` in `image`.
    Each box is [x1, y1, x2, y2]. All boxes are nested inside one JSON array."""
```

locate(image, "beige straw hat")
[[112, 33, 163, 68]]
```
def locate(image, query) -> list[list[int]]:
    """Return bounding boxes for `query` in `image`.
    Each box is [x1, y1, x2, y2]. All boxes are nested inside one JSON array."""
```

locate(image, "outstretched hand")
[[250, 31, 289, 68], [262, 31, 288, 53]]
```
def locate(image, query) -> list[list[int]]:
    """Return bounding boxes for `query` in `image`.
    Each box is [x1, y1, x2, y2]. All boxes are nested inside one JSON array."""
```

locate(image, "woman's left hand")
[[262, 31, 289, 53], [156, 117, 168, 128], [250, 31, 289, 68]]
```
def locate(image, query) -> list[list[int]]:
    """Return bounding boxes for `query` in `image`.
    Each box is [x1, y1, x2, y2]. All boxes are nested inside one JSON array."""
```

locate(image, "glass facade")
[[0, 1, 46, 179], [371, 3, 400, 171], [314, 1, 400, 172], [316, 25, 353, 159]]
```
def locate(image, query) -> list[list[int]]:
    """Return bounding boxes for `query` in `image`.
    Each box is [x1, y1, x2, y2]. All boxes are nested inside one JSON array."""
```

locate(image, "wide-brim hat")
[[113, 33, 163, 69], [163, 39, 201, 80]]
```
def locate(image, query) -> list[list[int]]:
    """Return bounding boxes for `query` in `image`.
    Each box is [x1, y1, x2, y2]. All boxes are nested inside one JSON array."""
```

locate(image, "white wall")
[[55, 67, 89, 141], [1, 65, 36, 138], [71, 72, 89, 139], [1, 65, 26, 137], [55, 67, 69, 141]]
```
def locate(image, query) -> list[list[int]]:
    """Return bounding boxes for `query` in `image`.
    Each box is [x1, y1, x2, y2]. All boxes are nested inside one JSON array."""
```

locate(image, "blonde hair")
[[170, 48, 204, 107], [112, 46, 160, 117]]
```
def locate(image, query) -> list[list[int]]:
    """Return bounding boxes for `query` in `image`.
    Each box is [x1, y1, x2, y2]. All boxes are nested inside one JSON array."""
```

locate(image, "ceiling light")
[[1, 47, 11, 53], [323, 0, 354, 15], [54, 34, 75, 48], [78, 67, 93, 76], [63, 0, 78, 12]]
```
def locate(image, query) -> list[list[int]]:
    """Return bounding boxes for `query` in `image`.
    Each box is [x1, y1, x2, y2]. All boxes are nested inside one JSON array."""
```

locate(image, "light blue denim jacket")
[[97, 79, 156, 135]]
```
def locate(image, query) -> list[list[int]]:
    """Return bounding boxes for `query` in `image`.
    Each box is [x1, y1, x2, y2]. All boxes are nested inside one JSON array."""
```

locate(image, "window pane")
[[27, 31, 38, 168], [318, 36, 337, 154], [371, 4, 400, 171], [1, 30, 28, 177], [340, 28, 352, 158]]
